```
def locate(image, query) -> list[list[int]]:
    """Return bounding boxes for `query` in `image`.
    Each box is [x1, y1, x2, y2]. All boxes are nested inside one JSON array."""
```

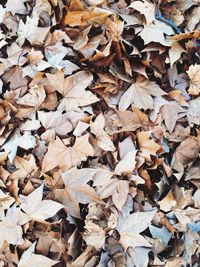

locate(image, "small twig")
[[155, 9, 181, 34]]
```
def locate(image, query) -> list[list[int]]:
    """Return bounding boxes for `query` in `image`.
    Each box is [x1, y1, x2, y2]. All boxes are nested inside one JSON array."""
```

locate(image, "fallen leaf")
[[19, 184, 64, 223], [42, 134, 94, 173], [18, 242, 58, 267], [119, 76, 166, 111], [187, 64, 200, 95], [46, 70, 99, 111], [117, 210, 156, 249]]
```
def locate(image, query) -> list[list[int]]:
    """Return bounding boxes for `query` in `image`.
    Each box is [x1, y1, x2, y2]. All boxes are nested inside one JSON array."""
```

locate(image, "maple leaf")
[[161, 101, 186, 133], [1, 130, 36, 162], [5, 0, 27, 15], [0, 205, 25, 247], [119, 76, 166, 111], [9, 155, 38, 180], [171, 136, 200, 172], [19, 184, 64, 223], [38, 110, 73, 141], [46, 70, 99, 111], [18, 242, 58, 267], [187, 64, 200, 95], [42, 134, 94, 173], [139, 20, 174, 46], [129, 0, 156, 25], [22, 49, 51, 78], [117, 210, 156, 250], [55, 167, 101, 218], [17, 15, 50, 46], [137, 131, 161, 161], [116, 106, 151, 132], [90, 113, 115, 151]]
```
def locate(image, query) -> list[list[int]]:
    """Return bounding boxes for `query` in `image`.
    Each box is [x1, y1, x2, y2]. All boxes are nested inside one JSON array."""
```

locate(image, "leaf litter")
[[0, 0, 200, 266]]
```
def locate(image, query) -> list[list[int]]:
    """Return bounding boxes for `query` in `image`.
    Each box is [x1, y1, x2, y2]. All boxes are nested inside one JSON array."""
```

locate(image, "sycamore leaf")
[[46, 70, 99, 111], [55, 167, 101, 218], [90, 113, 115, 151], [5, 0, 27, 15], [2, 130, 36, 163], [38, 110, 73, 140], [18, 242, 58, 267], [42, 134, 94, 173], [116, 106, 150, 132], [161, 101, 186, 133], [19, 184, 64, 223], [119, 76, 166, 111], [114, 150, 137, 175], [0, 205, 25, 247], [137, 131, 161, 161], [129, 0, 156, 25], [171, 136, 200, 172], [117, 210, 156, 250], [17, 85, 46, 108], [9, 155, 38, 180], [96, 179, 129, 210], [187, 64, 200, 95], [22, 49, 51, 78], [139, 20, 174, 46], [17, 15, 50, 46]]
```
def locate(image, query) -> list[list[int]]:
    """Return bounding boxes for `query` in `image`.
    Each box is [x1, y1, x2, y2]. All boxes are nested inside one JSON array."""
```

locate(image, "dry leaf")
[[42, 134, 94, 173], [119, 76, 166, 111], [187, 64, 200, 95], [47, 70, 99, 111], [19, 184, 64, 223]]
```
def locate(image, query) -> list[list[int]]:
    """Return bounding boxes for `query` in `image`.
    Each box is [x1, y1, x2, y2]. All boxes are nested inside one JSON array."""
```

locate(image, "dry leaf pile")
[[0, 0, 200, 266]]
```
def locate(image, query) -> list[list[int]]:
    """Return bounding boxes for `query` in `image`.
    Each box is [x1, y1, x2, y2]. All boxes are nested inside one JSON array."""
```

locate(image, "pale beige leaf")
[[55, 167, 101, 217], [129, 0, 155, 25], [114, 150, 137, 175], [20, 184, 64, 223], [119, 76, 166, 111], [47, 70, 99, 111], [18, 242, 58, 267], [42, 134, 94, 173], [117, 210, 156, 249], [38, 110, 73, 139], [187, 64, 200, 95]]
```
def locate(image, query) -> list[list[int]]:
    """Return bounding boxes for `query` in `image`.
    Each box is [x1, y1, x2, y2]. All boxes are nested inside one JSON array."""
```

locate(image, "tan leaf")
[[171, 136, 200, 172], [187, 64, 200, 95], [161, 101, 186, 133], [117, 210, 156, 249], [116, 106, 151, 131], [55, 167, 101, 218], [129, 0, 155, 25], [17, 15, 50, 46], [90, 113, 115, 151], [139, 20, 174, 46], [0, 205, 25, 247], [96, 179, 129, 210], [38, 110, 73, 140], [2, 130, 36, 163], [42, 134, 94, 173], [119, 76, 166, 111], [137, 131, 161, 161], [18, 242, 58, 267], [46, 70, 99, 111], [19, 184, 64, 223], [9, 155, 38, 180]]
